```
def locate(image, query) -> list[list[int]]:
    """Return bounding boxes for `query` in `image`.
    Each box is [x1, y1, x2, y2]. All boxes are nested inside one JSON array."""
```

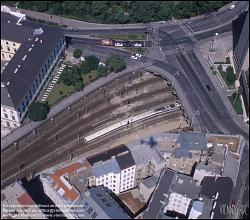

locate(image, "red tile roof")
[[49, 160, 90, 203], [17, 192, 35, 206]]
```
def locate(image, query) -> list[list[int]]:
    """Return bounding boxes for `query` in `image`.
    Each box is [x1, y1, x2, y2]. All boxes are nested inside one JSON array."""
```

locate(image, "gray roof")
[[173, 148, 192, 158], [141, 175, 159, 189], [192, 200, 204, 213], [73, 187, 130, 219], [176, 132, 208, 151], [1, 12, 63, 109], [91, 159, 121, 178], [143, 169, 176, 219], [200, 176, 233, 219], [196, 163, 221, 174], [86, 186, 130, 219]]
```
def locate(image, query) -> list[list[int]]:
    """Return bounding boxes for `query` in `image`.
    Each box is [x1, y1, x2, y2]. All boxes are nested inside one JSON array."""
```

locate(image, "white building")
[[1, 9, 65, 136], [87, 145, 136, 194]]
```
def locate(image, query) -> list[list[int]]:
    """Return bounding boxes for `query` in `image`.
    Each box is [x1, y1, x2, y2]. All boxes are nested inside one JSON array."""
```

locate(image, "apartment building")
[[40, 160, 91, 219], [87, 145, 136, 194], [1, 9, 65, 133]]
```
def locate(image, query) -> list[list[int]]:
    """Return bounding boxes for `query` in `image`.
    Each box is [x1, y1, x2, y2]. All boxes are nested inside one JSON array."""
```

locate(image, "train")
[[83, 101, 182, 143]]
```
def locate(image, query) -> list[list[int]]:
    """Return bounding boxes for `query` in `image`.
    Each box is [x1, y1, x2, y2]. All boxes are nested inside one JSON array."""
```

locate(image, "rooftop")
[[200, 176, 233, 219], [1, 181, 46, 219], [47, 160, 90, 204], [87, 144, 135, 170], [1, 11, 64, 109], [91, 158, 121, 178]]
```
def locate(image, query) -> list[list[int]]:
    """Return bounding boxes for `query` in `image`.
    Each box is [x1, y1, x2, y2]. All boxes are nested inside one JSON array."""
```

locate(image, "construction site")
[[1, 69, 190, 188]]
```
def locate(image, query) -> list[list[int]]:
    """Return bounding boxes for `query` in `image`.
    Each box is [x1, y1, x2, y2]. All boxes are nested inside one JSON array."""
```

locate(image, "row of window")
[[1, 53, 13, 59], [122, 184, 133, 191], [4, 41, 16, 46], [2, 120, 18, 128], [3, 113, 16, 121]]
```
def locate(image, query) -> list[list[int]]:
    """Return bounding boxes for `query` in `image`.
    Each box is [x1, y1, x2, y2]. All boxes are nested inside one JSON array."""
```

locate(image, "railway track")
[[1, 71, 183, 188], [1, 110, 183, 188]]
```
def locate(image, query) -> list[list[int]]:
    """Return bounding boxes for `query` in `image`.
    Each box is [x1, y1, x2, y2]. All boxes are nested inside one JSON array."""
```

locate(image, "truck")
[[100, 39, 113, 46]]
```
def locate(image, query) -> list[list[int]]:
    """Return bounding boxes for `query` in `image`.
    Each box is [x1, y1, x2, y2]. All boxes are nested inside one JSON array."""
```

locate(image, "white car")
[[131, 55, 138, 60], [53, 76, 59, 80], [115, 42, 123, 47], [135, 54, 142, 58], [230, 4, 235, 9], [134, 43, 142, 47]]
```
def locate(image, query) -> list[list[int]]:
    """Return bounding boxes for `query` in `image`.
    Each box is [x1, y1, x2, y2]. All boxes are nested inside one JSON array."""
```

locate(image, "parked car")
[[131, 55, 138, 60], [135, 54, 142, 58], [134, 43, 142, 47], [115, 42, 123, 47]]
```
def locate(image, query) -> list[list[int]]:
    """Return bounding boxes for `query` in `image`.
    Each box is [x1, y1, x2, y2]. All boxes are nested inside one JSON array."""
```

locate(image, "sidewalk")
[[194, 39, 249, 134], [1, 65, 136, 150]]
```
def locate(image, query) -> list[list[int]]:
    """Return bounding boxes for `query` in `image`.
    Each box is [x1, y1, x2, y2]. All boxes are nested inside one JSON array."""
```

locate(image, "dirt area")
[[118, 191, 146, 214], [207, 135, 239, 153]]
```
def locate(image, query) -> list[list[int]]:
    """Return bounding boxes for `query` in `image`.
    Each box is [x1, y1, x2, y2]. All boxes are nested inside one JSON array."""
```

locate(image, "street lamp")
[[191, 110, 200, 127], [171, 70, 180, 90]]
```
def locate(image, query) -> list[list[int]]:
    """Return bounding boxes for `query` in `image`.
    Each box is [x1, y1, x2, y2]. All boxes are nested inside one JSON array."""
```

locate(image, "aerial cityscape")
[[1, 1, 249, 219]]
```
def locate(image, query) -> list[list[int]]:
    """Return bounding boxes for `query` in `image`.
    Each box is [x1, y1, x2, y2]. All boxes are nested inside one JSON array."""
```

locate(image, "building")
[[143, 169, 215, 219], [127, 137, 166, 186], [200, 176, 234, 219], [82, 186, 130, 219], [40, 160, 91, 219], [1, 8, 65, 135], [233, 10, 249, 122], [87, 145, 136, 194], [1, 181, 46, 219]]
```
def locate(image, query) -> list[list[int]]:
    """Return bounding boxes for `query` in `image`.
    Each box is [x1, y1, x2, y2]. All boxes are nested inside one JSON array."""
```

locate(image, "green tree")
[[28, 102, 50, 121], [226, 66, 236, 85], [60, 69, 74, 86], [73, 80, 84, 92], [80, 61, 92, 75], [97, 65, 108, 77], [73, 48, 82, 59], [106, 54, 126, 73], [85, 55, 100, 70]]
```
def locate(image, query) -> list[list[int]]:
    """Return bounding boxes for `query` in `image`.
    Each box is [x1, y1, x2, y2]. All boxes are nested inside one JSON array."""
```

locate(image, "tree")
[[97, 65, 108, 77], [28, 102, 50, 121], [84, 55, 100, 70], [226, 66, 236, 85], [73, 80, 84, 92], [80, 61, 92, 75], [60, 69, 74, 86], [106, 54, 126, 73], [73, 48, 82, 58]]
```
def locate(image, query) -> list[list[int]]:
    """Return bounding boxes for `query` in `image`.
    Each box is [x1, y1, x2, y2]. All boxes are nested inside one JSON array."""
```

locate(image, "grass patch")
[[123, 47, 147, 55], [82, 70, 98, 85], [98, 34, 146, 41], [47, 81, 75, 106], [228, 93, 243, 115], [217, 65, 236, 89]]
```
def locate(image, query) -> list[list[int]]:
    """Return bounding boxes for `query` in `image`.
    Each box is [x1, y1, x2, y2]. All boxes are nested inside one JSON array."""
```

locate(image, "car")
[[206, 85, 211, 91], [53, 76, 59, 79], [230, 4, 235, 9], [134, 43, 142, 47], [131, 55, 138, 60], [46, 89, 52, 92], [115, 42, 123, 47], [52, 80, 57, 83], [135, 54, 142, 58]]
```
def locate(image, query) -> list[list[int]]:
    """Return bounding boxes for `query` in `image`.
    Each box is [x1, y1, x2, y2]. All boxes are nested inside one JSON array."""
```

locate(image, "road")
[[2, 0, 249, 210]]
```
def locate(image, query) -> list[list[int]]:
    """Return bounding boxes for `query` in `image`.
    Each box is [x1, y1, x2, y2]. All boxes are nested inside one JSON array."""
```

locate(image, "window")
[[4, 114, 8, 119], [6, 121, 10, 127], [130, 184, 133, 187], [124, 170, 126, 173], [9, 55, 11, 58], [3, 109, 6, 112], [132, 167, 134, 170], [13, 43, 15, 46], [13, 123, 17, 127], [87, 207, 93, 215], [123, 187, 125, 190], [7, 47, 10, 51], [124, 175, 126, 177], [10, 110, 13, 114], [12, 116, 15, 121], [6, 41, 9, 45], [91, 212, 97, 219], [113, 184, 115, 187], [113, 180, 116, 183], [106, 177, 108, 180], [106, 182, 108, 185]]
